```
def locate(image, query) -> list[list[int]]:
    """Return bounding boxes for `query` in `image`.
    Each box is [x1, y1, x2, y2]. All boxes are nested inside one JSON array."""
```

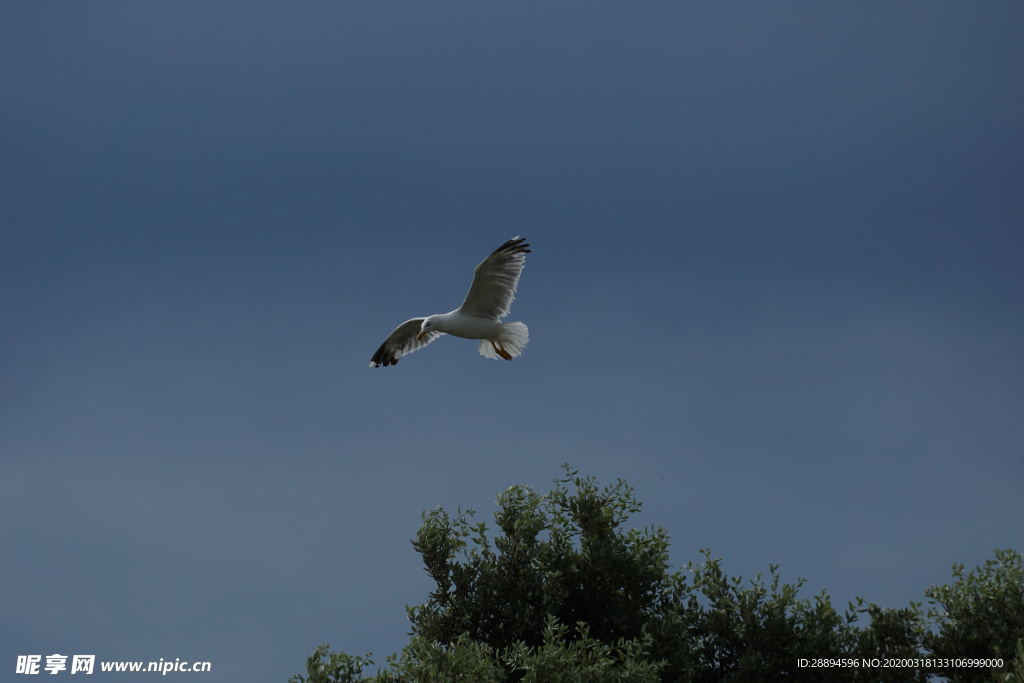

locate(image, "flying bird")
[[369, 237, 531, 368]]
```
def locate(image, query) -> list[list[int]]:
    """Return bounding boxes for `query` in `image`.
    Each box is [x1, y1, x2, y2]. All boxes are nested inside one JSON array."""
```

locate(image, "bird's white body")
[[426, 310, 529, 361], [428, 310, 501, 339], [369, 237, 531, 367]]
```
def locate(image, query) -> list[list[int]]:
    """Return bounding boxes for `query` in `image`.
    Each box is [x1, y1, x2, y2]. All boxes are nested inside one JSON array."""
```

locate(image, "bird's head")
[[416, 317, 434, 342]]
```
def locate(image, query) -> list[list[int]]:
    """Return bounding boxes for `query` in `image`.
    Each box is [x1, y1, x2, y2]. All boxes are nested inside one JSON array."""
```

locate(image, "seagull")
[[369, 237, 531, 368]]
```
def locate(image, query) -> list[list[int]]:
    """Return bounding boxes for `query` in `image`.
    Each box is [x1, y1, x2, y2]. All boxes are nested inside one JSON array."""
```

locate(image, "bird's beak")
[[416, 331, 425, 341]]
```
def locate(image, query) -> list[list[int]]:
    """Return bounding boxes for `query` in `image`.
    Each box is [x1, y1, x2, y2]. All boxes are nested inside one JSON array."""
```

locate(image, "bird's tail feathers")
[[479, 322, 529, 361]]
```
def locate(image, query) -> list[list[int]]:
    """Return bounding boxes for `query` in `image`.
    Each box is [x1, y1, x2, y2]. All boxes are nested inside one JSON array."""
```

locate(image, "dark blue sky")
[[2, 2, 1022, 681]]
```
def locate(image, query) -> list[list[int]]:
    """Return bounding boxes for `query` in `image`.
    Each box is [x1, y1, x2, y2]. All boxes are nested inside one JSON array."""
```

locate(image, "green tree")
[[991, 638, 1024, 683], [407, 470, 680, 655], [292, 467, 1019, 683], [291, 645, 373, 683], [925, 549, 1024, 682]]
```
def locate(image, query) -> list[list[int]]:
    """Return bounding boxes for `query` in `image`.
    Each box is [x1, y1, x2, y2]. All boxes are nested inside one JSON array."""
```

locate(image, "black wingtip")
[[491, 236, 531, 257], [370, 343, 398, 368]]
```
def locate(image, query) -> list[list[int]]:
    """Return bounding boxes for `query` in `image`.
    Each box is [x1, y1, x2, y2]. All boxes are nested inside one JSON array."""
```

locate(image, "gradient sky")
[[2, 2, 1023, 681]]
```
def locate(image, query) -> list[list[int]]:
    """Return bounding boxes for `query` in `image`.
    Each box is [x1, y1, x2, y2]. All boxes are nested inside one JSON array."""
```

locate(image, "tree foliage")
[[923, 548, 1024, 682], [291, 467, 1021, 683]]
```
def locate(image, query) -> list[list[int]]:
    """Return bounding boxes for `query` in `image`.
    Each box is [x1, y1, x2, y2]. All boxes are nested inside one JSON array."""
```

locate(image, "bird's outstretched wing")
[[369, 318, 445, 368], [458, 237, 531, 320]]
